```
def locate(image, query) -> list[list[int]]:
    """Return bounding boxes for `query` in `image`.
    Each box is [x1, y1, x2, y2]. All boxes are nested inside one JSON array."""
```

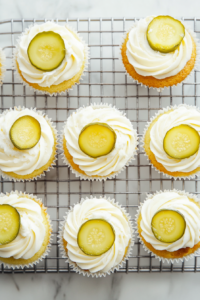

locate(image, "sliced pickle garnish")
[[0, 204, 20, 245], [151, 209, 186, 243], [27, 31, 66, 71], [77, 219, 115, 256], [78, 122, 116, 158], [163, 124, 200, 159], [9, 115, 41, 150], [147, 16, 185, 53]]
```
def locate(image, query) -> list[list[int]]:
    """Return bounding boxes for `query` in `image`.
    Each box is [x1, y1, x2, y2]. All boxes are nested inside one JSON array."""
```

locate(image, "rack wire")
[[0, 18, 200, 273]]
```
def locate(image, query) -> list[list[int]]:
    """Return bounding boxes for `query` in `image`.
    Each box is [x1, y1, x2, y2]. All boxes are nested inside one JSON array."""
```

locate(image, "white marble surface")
[[0, 0, 200, 299], [0, 272, 200, 299], [0, 0, 199, 19]]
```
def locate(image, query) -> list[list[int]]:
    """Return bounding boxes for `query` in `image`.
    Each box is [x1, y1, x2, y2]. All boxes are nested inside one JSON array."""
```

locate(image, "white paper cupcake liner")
[[0, 190, 53, 269], [141, 103, 200, 180], [0, 106, 58, 182], [58, 195, 134, 277], [135, 189, 200, 264], [119, 19, 200, 92], [60, 103, 139, 181], [13, 22, 89, 97], [0, 48, 6, 85]]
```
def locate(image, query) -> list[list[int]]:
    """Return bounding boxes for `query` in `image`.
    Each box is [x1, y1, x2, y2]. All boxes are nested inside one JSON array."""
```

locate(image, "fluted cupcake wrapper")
[[0, 48, 6, 85], [58, 196, 134, 277], [0, 190, 53, 269], [135, 189, 200, 264], [0, 106, 58, 182], [13, 22, 89, 97], [60, 103, 138, 181], [119, 20, 200, 92], [141, 103, 200, 180]]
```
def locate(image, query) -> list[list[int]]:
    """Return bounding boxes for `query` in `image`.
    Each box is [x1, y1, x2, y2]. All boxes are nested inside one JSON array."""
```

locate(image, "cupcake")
[[137, 190, 200, 262], [143, 104, 200, 179], [59, 197, 133, 277], [62, 104, 138, 180], [14, 21, 88, 95], [0, 191, 52, 268], [121, 15, 198, 89], [0, 48, 6, 85], [0, 107, 57, 181]]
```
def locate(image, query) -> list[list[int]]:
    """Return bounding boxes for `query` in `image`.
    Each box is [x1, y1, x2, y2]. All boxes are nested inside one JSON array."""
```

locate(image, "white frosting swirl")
[[0, 194, 45, 259], [63, 198, 131, 273], [126, 16, 193, 79], [140, 192, 200, 251], [17, 22, 85, 87], [0, 108, 54, 175], [150, 106, 200, 173], [64, 106, 137, 177]]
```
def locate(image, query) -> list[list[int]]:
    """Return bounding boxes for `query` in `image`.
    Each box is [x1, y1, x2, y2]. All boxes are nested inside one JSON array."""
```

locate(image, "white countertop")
[[0, 0, 199, 19], [0, 0, 200, 299]]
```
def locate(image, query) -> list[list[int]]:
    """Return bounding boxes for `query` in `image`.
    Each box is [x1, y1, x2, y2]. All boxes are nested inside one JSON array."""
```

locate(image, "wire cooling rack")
[[0, 17, 200, 274]]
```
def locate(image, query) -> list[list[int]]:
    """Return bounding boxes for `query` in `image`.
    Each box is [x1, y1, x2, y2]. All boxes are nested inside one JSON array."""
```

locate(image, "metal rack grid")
[[0, 17, 200, 274]]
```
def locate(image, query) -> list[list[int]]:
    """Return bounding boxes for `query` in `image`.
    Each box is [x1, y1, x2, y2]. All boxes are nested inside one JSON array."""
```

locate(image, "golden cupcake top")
[[0, 108, 55, 178], [139, 191, 200, 252], [124, 15, 194, 80], [63, 105, 138, 178], [16, 21, 86, 88], [0, 193, 46, 260], [147, 105, 200, 175], [62, 197, 132, 273]]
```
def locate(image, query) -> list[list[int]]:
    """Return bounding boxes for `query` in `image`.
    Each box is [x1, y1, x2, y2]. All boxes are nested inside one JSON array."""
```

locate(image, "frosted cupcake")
[[137, 190, 200, 262], [14, 21, 88, 95], [0, 191, 52, 268], [62, 104, 138, 180], [121, 16, 198, 89], [0, 107, 57, 181], [59, 197, 133, 277], [0, 48, 6, 85], [143, 105, 200, 179]]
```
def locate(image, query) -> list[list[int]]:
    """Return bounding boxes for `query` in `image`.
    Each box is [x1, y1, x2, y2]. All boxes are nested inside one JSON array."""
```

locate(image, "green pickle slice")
[[147, 16, 185, 53], [27, 31, 66, 71], [163, 124, 200, 159], [78, 122, 116, 158], [10, 115, 41, 150], [151, 209, 186, 243], [77, 219, 115, 256], [0, 204, 20, 245]]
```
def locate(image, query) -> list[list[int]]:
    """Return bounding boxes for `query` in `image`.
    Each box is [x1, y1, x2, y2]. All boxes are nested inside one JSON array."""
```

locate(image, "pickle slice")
[[27, 31, 66, 72], [10, 115, 41, 150], [78, 122, 116, 158], [147, 16, 185, 53], [0, 204, 20, 245], [151, 209, 186, 243], [77, 219, 115, 256], [163, 125, 200, 159]]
